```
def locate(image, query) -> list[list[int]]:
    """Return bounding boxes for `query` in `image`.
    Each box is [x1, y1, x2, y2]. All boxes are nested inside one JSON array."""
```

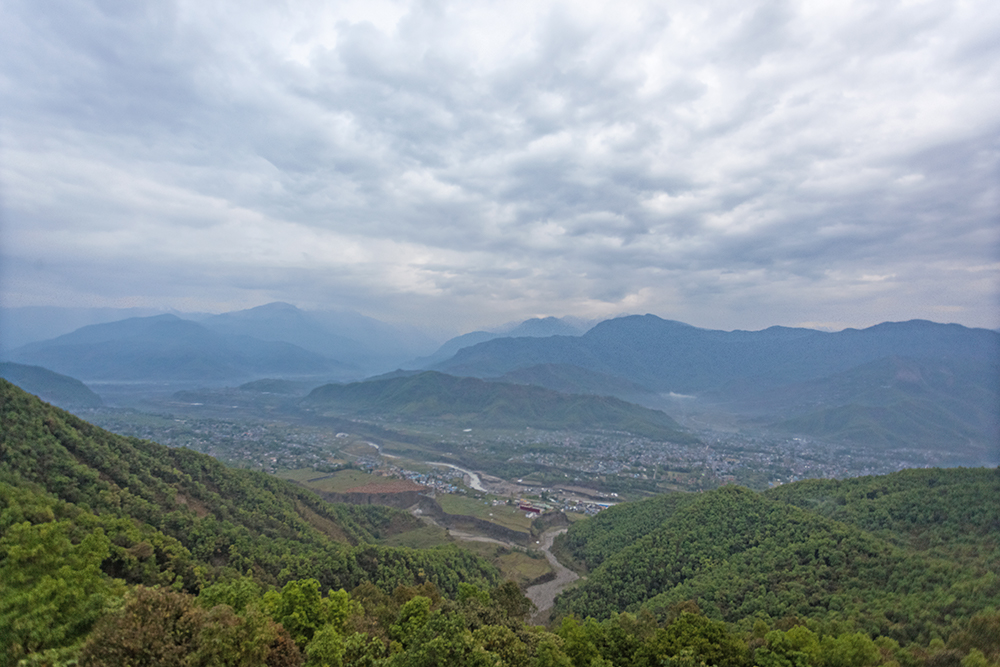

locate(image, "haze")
[[2, 0, 998, 336]]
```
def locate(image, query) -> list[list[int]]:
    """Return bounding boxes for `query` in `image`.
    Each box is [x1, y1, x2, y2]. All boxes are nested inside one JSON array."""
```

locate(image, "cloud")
[[1, 0, 998, 334]]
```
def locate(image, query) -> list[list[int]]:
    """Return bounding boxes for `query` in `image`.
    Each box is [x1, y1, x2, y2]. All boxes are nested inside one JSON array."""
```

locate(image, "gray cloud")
[[2, 0, 998, 335]]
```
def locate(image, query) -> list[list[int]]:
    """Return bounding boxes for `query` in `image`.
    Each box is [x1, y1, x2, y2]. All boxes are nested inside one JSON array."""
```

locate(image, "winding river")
[[428, 462, 488, 492]]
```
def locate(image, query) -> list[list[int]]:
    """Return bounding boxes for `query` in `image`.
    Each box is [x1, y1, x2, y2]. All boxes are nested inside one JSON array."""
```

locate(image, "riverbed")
[[525, 527, 579, 624]]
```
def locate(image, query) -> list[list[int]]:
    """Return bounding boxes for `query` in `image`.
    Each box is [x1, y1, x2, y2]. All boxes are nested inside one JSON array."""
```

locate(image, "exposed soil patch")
[[344, 480, 426, 494]]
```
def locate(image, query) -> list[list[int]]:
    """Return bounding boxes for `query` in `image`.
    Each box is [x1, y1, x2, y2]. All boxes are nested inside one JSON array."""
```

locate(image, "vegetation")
[[553, 469, 1000, 646], [302, 371, 697, 442], [0, 379, 500, 662], [2, 378, 998, 667]]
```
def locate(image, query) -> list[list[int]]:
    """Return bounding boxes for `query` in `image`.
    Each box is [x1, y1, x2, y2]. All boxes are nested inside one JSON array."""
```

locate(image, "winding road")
[[525, 527, 579, 624]]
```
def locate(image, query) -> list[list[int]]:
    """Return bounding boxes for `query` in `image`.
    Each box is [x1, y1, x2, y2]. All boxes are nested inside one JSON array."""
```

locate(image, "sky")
[[1, 0, 998, 336]]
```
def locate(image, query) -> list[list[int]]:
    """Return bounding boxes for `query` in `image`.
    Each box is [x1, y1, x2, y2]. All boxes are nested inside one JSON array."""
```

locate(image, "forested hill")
[[302, 370, 697, 442], [0, 378, 499, 595], [554, 468, 1000, 644]]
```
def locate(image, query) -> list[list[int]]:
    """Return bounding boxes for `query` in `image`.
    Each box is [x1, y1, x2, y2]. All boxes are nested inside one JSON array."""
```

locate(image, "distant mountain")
[[409, 316, 593, 368], [0, 362, 103, 408], [502, 316, 593, 338], [0, 305, 201, 353], [10, 314, 351, 382], [762, 356, 1000, 453], [430, 316, 999, 452], [773, 402, 985, 451], [301, 370, 696, 442], [202, 302, 436, 375], [435, 315, 999, 394]]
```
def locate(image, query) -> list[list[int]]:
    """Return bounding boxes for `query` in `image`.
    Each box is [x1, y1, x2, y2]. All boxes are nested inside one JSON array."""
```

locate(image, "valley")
[[75, 379, 973, 591], [2, 307, 998, 666]]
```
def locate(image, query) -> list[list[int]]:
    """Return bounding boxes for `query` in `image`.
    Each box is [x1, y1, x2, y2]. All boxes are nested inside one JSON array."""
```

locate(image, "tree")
[[78, 587, 202, 667], [0, 520, 121, 666]]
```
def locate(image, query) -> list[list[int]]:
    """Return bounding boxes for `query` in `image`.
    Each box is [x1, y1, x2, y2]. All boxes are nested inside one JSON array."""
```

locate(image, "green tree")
[[0, 520, 121, 666], [820, 633, 879, 667], [635, 612, 749, 667], [755, 626, 822, 667], [264, 578, 349, 649], [78, 587, 202, 667], [304, 625, 346, 667]]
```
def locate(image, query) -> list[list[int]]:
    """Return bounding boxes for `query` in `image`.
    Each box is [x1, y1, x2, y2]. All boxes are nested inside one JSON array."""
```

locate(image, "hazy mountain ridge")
[[5, 309, 996, 458], [437, 316, 998, 393], [408, 316, 593, 368], [9, 314, 352, 382], [1, 302, 441, 382], [748, 356, 1000, 450], [430, 316, 999, 453], [301, 370, 697, 442], [0, 305, 205, 353], [494, 363, 657, 401], [201, 302, 438, 374], [0, 362, 104, 408]]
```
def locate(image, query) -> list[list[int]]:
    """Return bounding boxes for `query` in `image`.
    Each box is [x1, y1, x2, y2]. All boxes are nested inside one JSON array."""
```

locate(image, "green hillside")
[[553, 470, 1000, 644], [0, 379, 499, 592], [774, 401, 982, 449], [302, 371, 697, 442], [764, 467, 1000, 564]]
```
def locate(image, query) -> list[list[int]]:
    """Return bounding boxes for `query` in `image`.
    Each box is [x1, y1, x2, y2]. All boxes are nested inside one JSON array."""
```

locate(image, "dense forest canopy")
[[554, 468, 1000, 645]]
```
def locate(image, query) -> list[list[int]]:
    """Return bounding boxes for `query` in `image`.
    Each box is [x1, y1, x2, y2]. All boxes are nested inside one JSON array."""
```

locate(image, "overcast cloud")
[[1, 0, 998, 335]]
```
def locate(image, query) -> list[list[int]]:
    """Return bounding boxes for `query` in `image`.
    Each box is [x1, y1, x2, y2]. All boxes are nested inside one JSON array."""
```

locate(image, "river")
[[428, 462, 488, 492]]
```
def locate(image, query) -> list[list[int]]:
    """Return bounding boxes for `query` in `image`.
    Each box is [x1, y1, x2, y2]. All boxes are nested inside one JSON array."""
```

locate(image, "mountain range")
[[433, 316, 998, 392], [3, 303, 438, 383], [407, 316, 594, 368], [8, 314, 351, 383], [3, 306, 996, 457], [428, 315, 999, 453]]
